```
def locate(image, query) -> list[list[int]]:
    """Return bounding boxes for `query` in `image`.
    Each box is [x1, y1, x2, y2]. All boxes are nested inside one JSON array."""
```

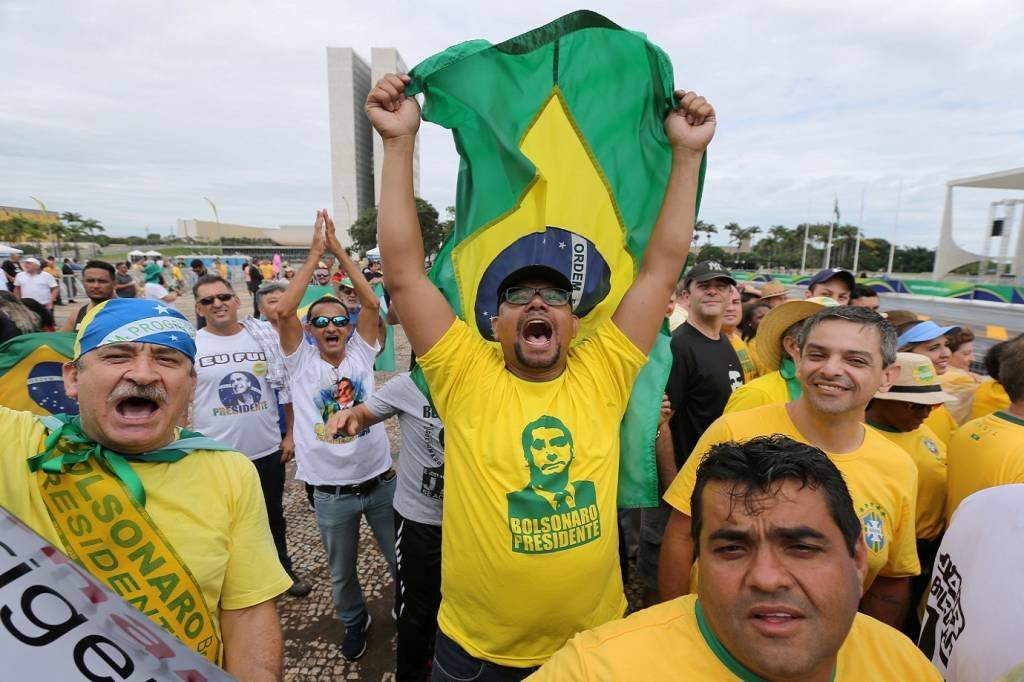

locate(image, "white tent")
[[143, 250, 162, 257], [366, 246, 381, 260], [0, 244, 23, 258], [128, 249, 145, 256]]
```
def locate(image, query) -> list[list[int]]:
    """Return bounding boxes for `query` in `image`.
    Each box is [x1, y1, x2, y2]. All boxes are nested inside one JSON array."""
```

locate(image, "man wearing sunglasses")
[[191, 274, 312, 599], [367, 73, 716, 677], [277, 210, 396, 662]]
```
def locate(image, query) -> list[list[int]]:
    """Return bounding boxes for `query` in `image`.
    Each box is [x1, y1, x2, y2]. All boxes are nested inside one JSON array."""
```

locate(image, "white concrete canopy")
[[933, 167, 1024, 279]]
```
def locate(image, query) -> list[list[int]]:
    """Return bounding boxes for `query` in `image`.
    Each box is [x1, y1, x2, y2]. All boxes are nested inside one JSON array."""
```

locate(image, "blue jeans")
[[313, 473, 398, 626], [432, 630, 538, 682]]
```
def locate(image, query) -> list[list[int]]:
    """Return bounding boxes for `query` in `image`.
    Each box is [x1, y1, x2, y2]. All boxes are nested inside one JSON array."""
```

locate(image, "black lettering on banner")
[[1, 584, 87, 645], [73, 633, 135, 681]]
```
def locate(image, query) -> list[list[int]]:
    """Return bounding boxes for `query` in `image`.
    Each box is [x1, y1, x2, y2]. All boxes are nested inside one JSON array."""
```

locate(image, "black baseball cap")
[[683, 260, 736, 286], [808, 267, 855, 292], [496, 265, 573, 306]]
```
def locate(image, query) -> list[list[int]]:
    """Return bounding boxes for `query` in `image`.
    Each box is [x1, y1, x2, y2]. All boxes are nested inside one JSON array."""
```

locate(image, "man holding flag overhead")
[[362, 12, 715, 676], [0, 298, 292, 678]]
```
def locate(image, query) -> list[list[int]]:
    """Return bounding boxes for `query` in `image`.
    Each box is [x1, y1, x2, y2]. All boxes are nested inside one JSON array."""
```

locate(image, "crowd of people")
[[0, 75, 1022, 682]]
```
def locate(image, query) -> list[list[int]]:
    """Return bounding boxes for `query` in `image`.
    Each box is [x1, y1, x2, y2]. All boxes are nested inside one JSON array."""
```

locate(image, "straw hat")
[[758, 280, 789, 301], [755, 296, 838, 371], [874, 353, 956, 405]]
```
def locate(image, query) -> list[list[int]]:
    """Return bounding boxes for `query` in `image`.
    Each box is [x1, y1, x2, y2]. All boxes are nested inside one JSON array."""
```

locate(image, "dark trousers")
[[252, 450, 292, 571], [432, 630, 537, 682], [395, 512, 442, 682], [248, 282, 260, 317]]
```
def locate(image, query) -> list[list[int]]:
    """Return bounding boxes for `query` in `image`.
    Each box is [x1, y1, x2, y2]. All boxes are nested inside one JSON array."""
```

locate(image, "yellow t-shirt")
[[723, 369, 790, 414], [746, 336, 771, 377], [171, 265, 183, 281], [217, 263, 228, 278], [727, 332, 758, 383], [0, 407, 292, 637], [867, 421, 947, 541], [259, 262, 273, 280], [530, 594, 941, 681], [663, 403, 920, 589], [946, 411, 1024, 520], [923, 404, 957, 445], [939, 368, 979, 425], [418, 318, 646, 667], [971, 378, 1010, 420]]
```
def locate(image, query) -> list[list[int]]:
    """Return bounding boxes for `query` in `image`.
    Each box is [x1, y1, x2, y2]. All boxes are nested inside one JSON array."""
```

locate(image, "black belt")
[[315, 469, 396, 496]]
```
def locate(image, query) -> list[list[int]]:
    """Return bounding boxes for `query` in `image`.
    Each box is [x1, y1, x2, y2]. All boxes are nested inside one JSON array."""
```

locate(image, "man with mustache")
[[367, 72, 715, 677], [0, 297, 292, 679], [533, 437, 940, 680], [659, 306, 921, 630]]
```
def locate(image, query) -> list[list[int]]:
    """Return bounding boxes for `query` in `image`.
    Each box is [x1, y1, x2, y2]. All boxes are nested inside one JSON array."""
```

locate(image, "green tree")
[[695, 245, 728, 264], [348, 197, 444, 256]]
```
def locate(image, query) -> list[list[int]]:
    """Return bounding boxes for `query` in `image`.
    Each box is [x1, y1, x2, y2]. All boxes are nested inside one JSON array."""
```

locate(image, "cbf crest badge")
[[859, 503, 888, 554]]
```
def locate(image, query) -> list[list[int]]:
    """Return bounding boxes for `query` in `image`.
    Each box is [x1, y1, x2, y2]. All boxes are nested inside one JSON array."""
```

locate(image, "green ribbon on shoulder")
[[27, 414, 234, 507]]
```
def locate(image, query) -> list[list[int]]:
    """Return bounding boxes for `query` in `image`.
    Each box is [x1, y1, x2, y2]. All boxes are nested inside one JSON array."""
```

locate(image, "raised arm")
[[278, 215, 327, 355], [324, 211, 380, 347], [612, 90, 716, 354], [366, 73, 455, 357]]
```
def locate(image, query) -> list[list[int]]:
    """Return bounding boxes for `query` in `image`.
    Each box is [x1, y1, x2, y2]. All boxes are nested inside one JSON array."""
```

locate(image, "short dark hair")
[[189, 259, 204, 269], [82, 260, 115, 278], [691, 435, 861, 559], [305, 295, 349, 322], [946, 327, 975, 353], [984, 339, 1009, 379], [798, 305, 897, 367], [998, 337, 1024, 403], [192, 274, 234, 298], [851, 284, 878, 301]]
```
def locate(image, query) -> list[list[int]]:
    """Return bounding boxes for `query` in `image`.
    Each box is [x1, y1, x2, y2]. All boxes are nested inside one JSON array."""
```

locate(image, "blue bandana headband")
[[73, 298, 196, 360]]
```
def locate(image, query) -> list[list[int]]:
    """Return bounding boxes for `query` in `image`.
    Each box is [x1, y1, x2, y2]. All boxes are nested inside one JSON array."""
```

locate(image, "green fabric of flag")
[[373, 282, 396, 371], [0, 332, 78, 416], [407, 10, 705, 507]]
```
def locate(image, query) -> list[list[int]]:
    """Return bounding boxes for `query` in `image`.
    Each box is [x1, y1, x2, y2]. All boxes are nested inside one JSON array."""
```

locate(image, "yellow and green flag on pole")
[[0, 332, 78, 416], [407, 10, 705, 507]]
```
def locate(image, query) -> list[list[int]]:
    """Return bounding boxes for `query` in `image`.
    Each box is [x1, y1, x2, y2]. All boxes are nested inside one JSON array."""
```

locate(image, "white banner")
[[0, 507, 233, 681]]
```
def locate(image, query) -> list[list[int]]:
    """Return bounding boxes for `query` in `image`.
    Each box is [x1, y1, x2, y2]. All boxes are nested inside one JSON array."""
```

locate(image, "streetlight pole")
[[28, 196, 57, 258]]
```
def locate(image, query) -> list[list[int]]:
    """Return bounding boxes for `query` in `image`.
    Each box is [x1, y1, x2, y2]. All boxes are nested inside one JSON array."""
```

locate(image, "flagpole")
[[824, 196, 838, 269], [800, 200, 811, 275], [853, 188, 864, 274]]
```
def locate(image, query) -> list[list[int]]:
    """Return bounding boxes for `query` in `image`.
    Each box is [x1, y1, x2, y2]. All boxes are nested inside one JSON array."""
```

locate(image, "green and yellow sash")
[[28, 415, 234, 664]]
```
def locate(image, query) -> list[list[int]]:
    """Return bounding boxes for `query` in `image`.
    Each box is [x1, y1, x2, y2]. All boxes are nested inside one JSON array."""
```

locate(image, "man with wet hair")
[[660, 306, 921, 630], [534, 436, 939, 680]]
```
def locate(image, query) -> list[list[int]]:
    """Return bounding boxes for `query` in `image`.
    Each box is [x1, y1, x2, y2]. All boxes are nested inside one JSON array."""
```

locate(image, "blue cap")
[[808, 267, 855, 292], [74, 298, 196, 360], [896, 320, 961, 348]]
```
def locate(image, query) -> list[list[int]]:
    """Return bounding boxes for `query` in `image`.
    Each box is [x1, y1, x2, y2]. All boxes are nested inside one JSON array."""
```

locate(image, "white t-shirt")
[[192, 327, 281, 460], [143, 281, 171, 301], [283, 333, 390, 485], [919, 484, 1024, 680], [14, 271, 57, 305]]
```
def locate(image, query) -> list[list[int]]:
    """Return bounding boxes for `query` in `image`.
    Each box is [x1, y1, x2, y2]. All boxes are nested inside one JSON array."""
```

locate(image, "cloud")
[[1, 0, 1022, 255]]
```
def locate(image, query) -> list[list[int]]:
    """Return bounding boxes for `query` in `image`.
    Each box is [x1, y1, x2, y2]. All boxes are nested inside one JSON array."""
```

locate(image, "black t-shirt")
[[1, 260, 21, 291], [665, 322, 744, 468]]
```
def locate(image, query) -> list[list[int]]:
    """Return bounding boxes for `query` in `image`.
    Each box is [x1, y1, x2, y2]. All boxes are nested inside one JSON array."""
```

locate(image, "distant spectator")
[[114, 261, 137, 298], [971, 338, 1013, 419], [61, 257, 79, 302], [850, 284, 880, 311], [805, 267, 854, 304], [13, 257, 58, 311]]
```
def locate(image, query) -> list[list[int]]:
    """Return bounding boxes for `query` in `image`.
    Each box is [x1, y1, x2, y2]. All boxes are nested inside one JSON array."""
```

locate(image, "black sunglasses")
[[198, 293, 235, 306], [310, 315, 350, 329], [503, 286, 571, 306]]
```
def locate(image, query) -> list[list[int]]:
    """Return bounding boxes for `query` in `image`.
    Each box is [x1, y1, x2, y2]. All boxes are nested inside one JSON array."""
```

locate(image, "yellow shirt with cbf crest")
[[867, 422, 948, 541], [663, 403, 921, 590], [418, 318, 646, 667], [529, 594, 941, 681], [946, 411, 1024, 520], [0, 407, 292, 640]]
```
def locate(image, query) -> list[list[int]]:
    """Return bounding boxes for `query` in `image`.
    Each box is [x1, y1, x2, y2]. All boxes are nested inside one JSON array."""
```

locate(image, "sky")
[[2, 0, 1023, 253]]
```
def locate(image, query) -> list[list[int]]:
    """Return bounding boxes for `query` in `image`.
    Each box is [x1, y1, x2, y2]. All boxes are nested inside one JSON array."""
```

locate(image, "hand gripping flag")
[[407, 10, 705, 506], [0, 332, 78, 416]]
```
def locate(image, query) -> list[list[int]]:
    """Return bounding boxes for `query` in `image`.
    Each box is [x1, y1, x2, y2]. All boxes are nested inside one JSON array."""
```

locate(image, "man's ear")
[[853, 534, 869, 595], [782, 335, 800, 363], [62, 360, 79, 400], [570, 315, 580, 339], [878, 361, 900, 393]]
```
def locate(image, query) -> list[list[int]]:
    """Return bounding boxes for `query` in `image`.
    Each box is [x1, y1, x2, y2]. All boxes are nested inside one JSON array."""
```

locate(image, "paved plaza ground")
[[53, 285, 645, 681]]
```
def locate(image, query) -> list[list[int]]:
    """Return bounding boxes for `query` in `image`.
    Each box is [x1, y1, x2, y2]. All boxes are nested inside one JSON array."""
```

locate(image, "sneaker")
[[341, 612, 372, 661], [286, 569, 312, 598]]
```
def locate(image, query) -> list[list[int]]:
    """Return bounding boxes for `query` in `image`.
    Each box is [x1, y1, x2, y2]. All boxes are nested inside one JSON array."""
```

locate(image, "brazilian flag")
[[407, 11, 705, 507], [0, 332, 78, 416]]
